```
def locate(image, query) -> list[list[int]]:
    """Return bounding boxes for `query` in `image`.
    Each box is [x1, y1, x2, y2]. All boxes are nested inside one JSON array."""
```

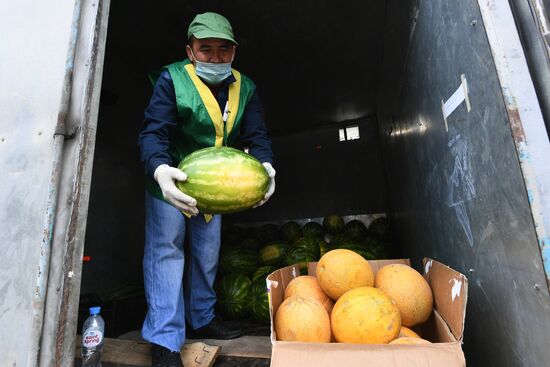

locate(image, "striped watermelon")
[[257, 223, 280, 243], [218, 248, 258, 276], [336, 243, 376, 260], [240, 237, 262, 250], [366, 237, 395, 259], [215, 274, 252, 319], [318, 239, 330, 257], [344, 220, 368, 241], [323, 215, 345, 235], [259, 241, 290, 266], [252, 266, 276, 282], [302, 221, 324, 238], [284, 246, 319, 274], [368, 217, 393, 242], [280, 221, 302, 243], [176, 147, 269, 214], [250, 279, 270, 324], [292, 237, 321, 259]]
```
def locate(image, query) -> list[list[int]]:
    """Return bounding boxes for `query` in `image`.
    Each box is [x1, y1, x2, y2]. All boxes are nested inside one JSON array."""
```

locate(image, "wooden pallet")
[[76, 337, 220, 367], [187, 336, 271, 359]]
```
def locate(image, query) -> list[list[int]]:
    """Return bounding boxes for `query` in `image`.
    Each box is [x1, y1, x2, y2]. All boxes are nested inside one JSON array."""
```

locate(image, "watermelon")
[[323, 215, 345, 235], [257, 223, 280, 243], [302, 221, 324, 238], [368, 217, 393, 242], [318, 239, 330, 257], [284, 246, 319, 274], [344, 220, 368, 241], [240, 237, 261, 250], [327, 232, 377, 260], [336, 243, 376, 260], [251, 266, 276, 282], [218, 248, 258, 276], [280, 221, 302, 243], [292, 237, 321, 259], [328, 233, 353, 249], [176, 146, 269, 214], [215, 274, 252, 319], [242, 226, 262, 241], [366, 237, 395, 259], [249, 279, 270, 324], [259, 241, 290, 266]]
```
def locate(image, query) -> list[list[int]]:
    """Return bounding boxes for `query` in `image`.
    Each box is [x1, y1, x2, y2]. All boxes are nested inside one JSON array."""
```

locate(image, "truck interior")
[[78, 1, 550, 366]]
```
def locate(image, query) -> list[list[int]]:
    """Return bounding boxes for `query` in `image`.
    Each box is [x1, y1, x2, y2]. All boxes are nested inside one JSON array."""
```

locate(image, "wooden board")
[[187, 336, 271, 359], [75, 337, 220, 367], [116, 331, 272, 360]]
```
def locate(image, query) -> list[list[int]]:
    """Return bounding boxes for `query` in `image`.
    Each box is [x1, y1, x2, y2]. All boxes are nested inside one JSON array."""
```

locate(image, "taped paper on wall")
[[442, 74, 471, 131]]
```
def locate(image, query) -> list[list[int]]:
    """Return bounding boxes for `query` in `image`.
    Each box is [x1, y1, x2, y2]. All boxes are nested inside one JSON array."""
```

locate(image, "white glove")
[[154, 164, 198, 215], [254, 162, 276, 208]]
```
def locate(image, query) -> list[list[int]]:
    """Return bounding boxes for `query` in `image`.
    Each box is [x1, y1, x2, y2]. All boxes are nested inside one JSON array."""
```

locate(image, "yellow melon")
[[399, 326, 421, 338], [389, 337, 431, 345], [375, 264, 433, 327], [275, 295, 331, 343], [284, 275, 334, 314], [316, 249, 374, 300], [331, 286, 401, 344]]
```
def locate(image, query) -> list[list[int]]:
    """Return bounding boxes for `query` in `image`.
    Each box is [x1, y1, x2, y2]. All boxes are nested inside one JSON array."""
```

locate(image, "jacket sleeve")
[[137, 71, 178, 178], [238, 88, 274, 165]]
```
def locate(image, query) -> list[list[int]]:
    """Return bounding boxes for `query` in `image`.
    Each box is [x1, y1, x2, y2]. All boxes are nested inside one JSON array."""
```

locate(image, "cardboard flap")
[[423, 258, 468, 341], [368, 258, 411, 273]]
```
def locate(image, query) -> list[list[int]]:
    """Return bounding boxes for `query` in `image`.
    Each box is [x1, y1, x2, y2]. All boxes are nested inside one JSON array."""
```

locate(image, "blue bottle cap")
[[89, 306, 101, 315]]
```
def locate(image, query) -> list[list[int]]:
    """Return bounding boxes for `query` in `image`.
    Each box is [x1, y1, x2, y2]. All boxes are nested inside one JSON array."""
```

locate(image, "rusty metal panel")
[[38, 0, 110, 366], [478, 0, 550, 292], [508, 0, 550, 134]]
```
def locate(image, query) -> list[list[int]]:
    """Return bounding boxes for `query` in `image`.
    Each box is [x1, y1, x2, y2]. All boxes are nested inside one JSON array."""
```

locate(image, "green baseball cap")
[[187, 12, 238, 45]]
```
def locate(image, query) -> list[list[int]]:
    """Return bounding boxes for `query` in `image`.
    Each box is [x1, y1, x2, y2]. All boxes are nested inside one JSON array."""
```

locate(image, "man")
[[138, 12, 275, 367]]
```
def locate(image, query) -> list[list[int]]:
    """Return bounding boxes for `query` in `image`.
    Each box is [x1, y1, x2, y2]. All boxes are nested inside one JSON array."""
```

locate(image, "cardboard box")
[[267, 258, 468, 367]]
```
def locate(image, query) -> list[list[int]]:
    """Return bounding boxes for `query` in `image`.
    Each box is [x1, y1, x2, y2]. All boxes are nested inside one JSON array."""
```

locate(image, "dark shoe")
[[186, 316, 243, 340], [151, 344, 184, 367]]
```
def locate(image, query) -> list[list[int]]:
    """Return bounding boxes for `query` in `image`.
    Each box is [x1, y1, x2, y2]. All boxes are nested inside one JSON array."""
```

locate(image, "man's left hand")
[[254, 162, 276, 208]]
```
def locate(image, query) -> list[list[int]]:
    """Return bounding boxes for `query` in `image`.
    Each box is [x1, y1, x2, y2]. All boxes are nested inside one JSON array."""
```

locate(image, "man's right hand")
[[154, 164, 199, 216]]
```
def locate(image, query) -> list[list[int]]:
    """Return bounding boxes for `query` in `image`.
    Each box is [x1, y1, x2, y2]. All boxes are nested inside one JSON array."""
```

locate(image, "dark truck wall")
[[230, 117, 388, 223], [377, 0, 550, 366]]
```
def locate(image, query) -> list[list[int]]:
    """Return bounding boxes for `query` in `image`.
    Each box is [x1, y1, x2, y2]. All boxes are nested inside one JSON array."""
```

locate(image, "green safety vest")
[[145, 59, 256, 201]]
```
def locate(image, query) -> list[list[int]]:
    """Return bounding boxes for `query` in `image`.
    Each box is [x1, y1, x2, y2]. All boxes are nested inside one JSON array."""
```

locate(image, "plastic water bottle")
[[81, 306, 105, 367]]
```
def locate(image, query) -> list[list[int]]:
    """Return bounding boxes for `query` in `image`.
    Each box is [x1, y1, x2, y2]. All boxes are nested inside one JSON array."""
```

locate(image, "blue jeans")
[[141, 191, 221, 352]]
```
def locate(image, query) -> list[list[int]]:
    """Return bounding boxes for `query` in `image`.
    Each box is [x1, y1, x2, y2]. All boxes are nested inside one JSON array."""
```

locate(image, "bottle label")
[[82, 329, 103, 348]]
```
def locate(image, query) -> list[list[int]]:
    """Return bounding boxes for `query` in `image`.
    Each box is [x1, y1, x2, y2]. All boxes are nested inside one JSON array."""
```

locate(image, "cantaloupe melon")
[[284, 275, 334, 314], [316, 249, 374, 300], [331, 286, 401, 344], [389, 337, 431, 345], [275, 295, 331, 343], [375, 264, 433, 327], [399, 326, 421, 338]]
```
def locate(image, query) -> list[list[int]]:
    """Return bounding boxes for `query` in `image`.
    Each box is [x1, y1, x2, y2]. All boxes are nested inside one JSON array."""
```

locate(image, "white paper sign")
[[442, 75, 471, 131], [443, 85, 466, 119]]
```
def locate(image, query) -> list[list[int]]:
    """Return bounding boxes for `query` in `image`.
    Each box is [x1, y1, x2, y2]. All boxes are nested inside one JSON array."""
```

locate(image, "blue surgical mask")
[[195, 61, 232, 85], [191, 51, 233, 85]]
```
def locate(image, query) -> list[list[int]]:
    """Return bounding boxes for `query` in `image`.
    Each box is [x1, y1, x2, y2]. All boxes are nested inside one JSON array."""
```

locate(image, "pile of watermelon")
[[215, 215, 395, 323]]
